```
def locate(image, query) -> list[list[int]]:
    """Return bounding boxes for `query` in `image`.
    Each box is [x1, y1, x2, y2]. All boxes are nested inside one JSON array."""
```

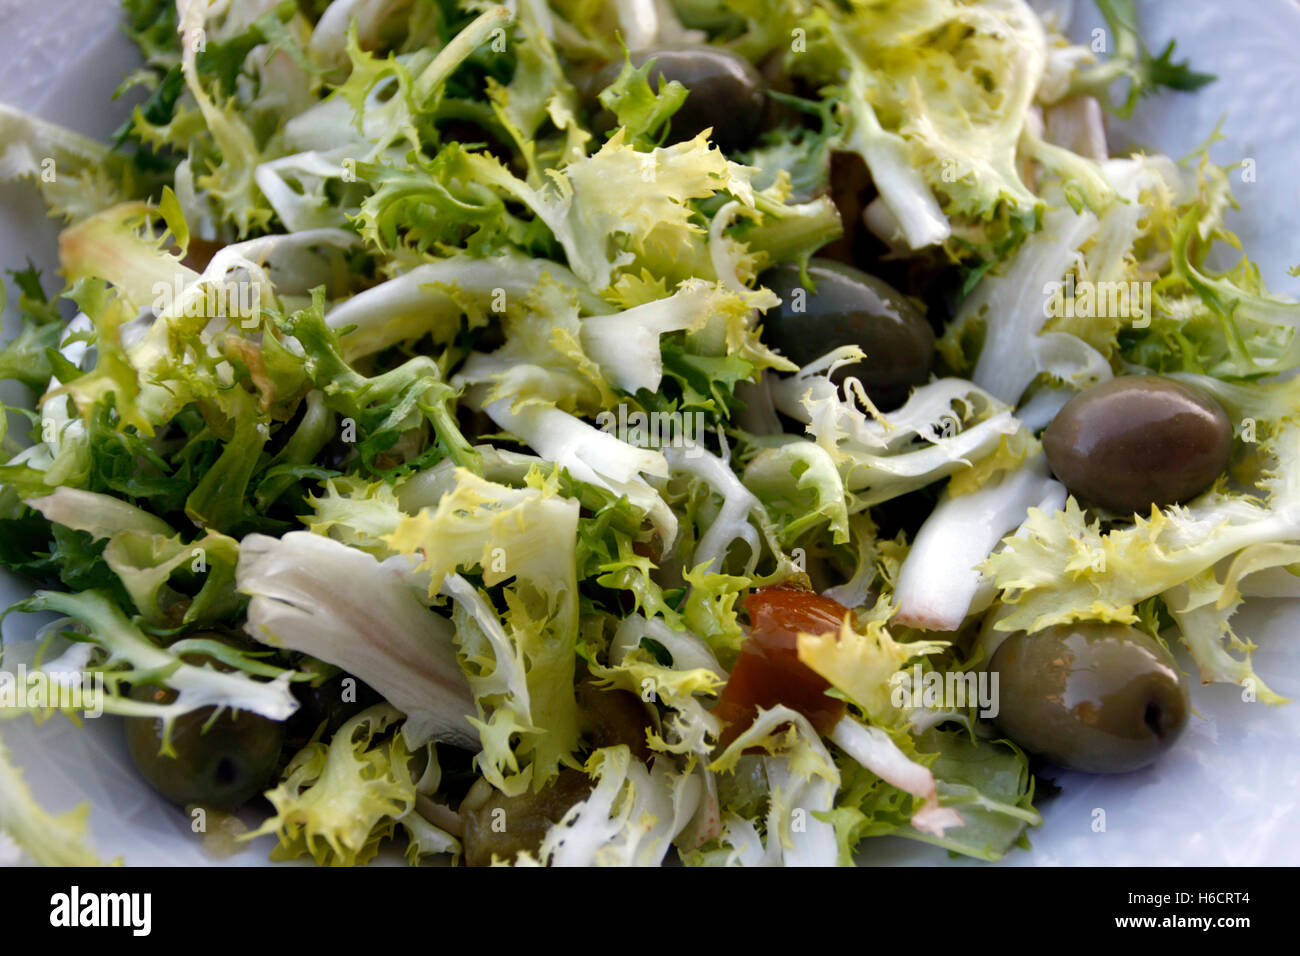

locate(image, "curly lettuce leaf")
[[772, 363, 1022, 508], [705, 705, 840, 866], [246, 704, 450, 866], [790, 0, 1050, 249], [984, 408, 1300, 700], [8, 588, 299, 752], [829, 726, 1038, 863], [595, 52, 688, 149], [528, 746, 702, 866], [237, 530, 477, 748], [742, 439, 850, 546], [0, 266, 69, 393], [0, 105, 133, 222], [383, 469, 584, 790], [1068, 0, 1215, 118], [322, 254, 607, 361], [0, 733, 114, 866], [795, 597, 949, 725], [453, 128, 754, 292]]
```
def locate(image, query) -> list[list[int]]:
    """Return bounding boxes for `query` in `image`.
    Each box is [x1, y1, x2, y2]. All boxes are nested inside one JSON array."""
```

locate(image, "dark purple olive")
[[576, 679, 655, 762], [288, 671, 383, 741], [1043, 376, 1233, 515], [592, 45, 766, 152], [759, 258, 935, 410], [990, 623, 1189, 774], [816, 152, 874, 263]]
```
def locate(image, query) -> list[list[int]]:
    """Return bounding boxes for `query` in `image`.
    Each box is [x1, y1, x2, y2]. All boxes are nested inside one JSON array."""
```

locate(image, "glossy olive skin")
[[577, 679, 655, 762], [125, 684, 285, 810], [288, 672, 383, 741], [593, 46, 766, 152], [760, 259, 935, 410], [461, 770, 593, 867], [990, 623, 1189, 774], [1044, 376, 1233, 515], [816, 152, 874, 262]]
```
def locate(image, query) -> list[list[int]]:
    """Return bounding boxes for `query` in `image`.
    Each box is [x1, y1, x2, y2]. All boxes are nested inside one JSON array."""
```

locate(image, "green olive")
[[759, 259, 935, 410], [461, 770, 593, 867], [1043, 375, 1233, 515], [592, 45, 766, 152], [989, 623, 1189, 774], [125, 683, 285, 810]]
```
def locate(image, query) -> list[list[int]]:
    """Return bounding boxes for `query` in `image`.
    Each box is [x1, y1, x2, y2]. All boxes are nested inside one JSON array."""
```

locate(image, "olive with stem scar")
[[989, 622, 1189, 774], [125, 684, 285, 811]]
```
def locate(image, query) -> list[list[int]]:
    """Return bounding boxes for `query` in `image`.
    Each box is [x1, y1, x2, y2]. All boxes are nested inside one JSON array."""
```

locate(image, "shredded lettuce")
[[0, 0, 1276, 869], [245, 704, 456, 866], [8, 588, 299, 750], [238, 530, 478, 747], [528, 746, 702, 866], [384, 469, 585, 791]]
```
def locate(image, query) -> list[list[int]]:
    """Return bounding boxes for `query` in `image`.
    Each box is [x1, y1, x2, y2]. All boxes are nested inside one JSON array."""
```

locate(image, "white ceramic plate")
[[1, 0, 1298, 866]]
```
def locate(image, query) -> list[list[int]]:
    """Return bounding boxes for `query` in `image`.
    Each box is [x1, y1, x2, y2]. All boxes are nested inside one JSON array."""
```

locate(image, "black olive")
[[816, 153, 874, 263], [288, 671, 384, 742], [759, 258, 935, 410], [1043, 375, 1234, 515]]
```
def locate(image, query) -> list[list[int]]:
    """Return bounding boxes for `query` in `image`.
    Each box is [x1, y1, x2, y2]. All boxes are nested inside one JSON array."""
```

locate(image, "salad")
[[0, 0, 1296, 868]]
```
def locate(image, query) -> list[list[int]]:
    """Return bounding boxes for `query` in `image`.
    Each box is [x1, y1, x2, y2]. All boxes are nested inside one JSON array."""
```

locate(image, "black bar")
[[7, 864, 1283, 943]]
